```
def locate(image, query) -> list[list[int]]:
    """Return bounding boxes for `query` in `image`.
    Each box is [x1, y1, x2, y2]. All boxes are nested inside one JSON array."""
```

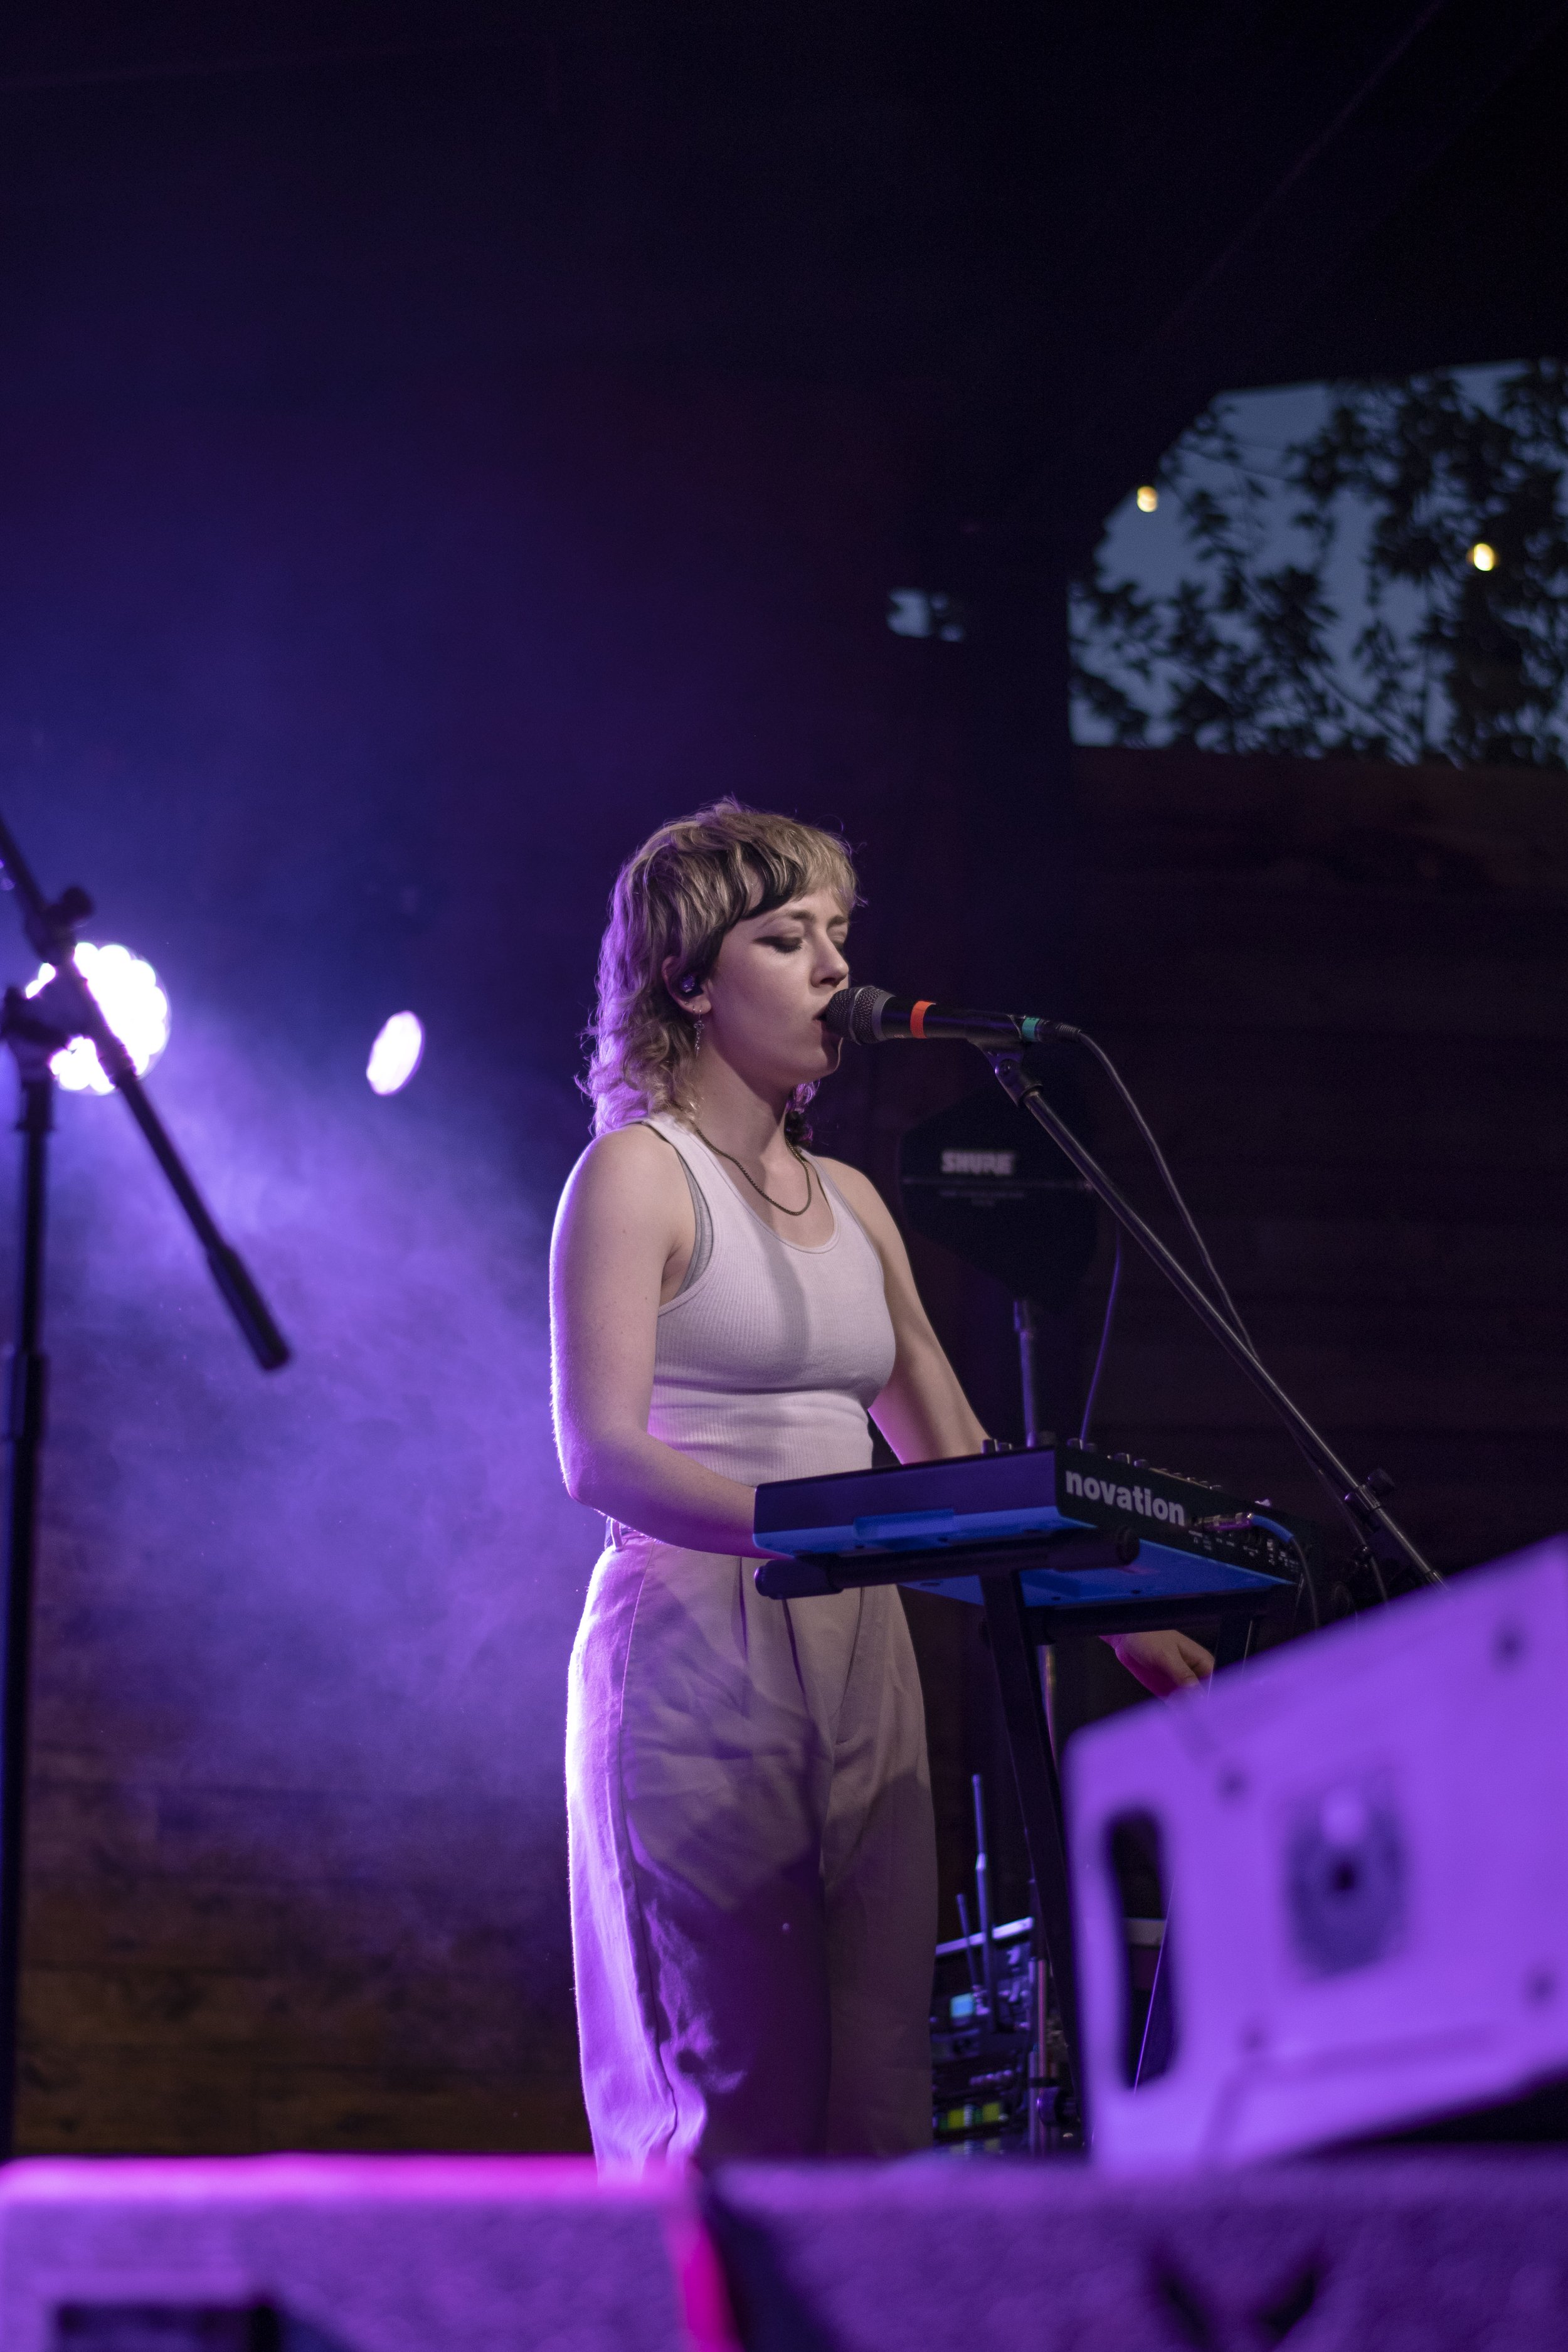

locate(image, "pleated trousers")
[[566, 1531, 936, 2167]]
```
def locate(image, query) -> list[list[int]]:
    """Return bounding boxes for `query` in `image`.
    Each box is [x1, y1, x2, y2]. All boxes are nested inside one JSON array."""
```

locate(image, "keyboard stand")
[[760, 1538, 1295, 2141], [977, 1561, 1290, 2131]]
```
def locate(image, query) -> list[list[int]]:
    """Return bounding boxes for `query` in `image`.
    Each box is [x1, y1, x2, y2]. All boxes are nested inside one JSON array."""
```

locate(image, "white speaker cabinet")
[[1068, 1537, 1568, 2169]]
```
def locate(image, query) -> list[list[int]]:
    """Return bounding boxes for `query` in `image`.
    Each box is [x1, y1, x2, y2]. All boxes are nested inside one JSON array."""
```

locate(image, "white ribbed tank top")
[[643, 1112, 896, 1487]]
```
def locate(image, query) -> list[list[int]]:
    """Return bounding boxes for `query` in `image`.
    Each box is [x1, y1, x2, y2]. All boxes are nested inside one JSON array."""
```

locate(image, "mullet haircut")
[[583, 797, 859, 1139]]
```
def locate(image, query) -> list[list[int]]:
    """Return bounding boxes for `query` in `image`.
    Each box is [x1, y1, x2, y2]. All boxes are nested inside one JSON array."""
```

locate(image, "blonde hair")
[[583, 797, 859, 1138]]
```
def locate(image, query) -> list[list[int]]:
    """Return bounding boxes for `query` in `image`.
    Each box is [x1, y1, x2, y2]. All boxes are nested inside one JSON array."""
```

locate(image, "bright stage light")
[[25, 942, 170, 1094], [367, 1011, 424, 1096], [1135, 484, 1158, 512], [1470, 541, 1496, 571]]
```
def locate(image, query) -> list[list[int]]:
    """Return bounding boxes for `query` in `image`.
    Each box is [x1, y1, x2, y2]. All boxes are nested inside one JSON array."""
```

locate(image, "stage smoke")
[[18, 1005, 601, 2133]]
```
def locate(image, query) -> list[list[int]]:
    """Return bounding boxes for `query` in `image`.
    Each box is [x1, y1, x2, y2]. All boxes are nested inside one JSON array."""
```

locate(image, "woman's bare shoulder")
[[559, 1122, 690, 1213], [812, 1153, 896, 1232]]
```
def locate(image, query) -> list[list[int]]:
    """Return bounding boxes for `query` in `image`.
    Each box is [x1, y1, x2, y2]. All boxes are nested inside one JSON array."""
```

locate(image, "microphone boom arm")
[[0, 807, 289, 1373], [983, 1047, 1439, 1589]]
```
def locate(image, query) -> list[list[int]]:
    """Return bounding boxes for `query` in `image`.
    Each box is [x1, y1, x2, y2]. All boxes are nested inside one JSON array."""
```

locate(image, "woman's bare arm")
[[550, 1127, 764, 1553], [820, 1156, 1212, 1692]]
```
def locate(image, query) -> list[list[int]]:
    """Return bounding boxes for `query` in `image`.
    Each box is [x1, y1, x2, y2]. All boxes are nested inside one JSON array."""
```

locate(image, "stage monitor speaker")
[[0, 2157, 731, 2352], [705, 2155, 1568, 2351], [896, 1081, 1096, 1310], [1067, 1536, 1568, 2169]]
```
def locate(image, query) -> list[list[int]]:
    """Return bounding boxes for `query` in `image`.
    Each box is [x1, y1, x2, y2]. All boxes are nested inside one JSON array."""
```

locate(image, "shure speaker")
[[1067, 1536, 1568, 2169]]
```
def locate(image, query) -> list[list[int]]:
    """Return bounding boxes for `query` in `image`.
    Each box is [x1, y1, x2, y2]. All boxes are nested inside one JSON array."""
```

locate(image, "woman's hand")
[[1105, 1628, 1214, 1696]]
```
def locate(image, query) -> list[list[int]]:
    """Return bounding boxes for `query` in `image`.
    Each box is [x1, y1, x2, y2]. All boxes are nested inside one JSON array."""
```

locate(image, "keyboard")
[[753, 1445, 1319, 1611]]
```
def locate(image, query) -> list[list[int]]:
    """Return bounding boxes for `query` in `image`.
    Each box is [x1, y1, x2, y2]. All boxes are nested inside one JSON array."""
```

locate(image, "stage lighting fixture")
[[1135, 484, 1158, 512], [1469, 541, 1496, 571], [25, 942, 170, 1095], [367, 1011, 424, 1096]]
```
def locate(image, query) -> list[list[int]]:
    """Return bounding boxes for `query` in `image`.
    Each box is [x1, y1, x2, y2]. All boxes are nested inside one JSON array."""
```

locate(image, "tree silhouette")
[[1071, 361, 1568, 766]]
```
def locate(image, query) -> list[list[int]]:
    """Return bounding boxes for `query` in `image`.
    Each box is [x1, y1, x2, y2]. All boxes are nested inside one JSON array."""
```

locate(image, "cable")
[[1195, 1507, 1321, 1633], [1048, 1031, 1396, 1565], [1246, 1511, 1320, 1631], [1078, 1232, 1123, 1444], [1355, 1545, 1391, 1609], [1059, 1027, 1254, 1352], [1019, 1030, 1429, 1589], [954, 1892, 985, 2012]]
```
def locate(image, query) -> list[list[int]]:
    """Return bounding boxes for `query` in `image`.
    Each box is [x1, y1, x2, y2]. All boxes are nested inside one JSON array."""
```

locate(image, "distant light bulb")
[[25, 942, 170, 1095], [367, 1011, 424, 1096], [1135, 485, 1158, 513], [1470, 541, 1496, 572]]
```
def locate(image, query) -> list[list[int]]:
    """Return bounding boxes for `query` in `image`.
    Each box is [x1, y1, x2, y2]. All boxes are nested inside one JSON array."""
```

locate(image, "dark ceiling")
[[2, 1, 1565, 560]]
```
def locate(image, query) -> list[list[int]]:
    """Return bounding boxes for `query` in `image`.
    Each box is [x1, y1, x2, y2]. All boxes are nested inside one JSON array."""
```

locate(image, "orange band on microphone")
[[909, 1000, 935, 1039]]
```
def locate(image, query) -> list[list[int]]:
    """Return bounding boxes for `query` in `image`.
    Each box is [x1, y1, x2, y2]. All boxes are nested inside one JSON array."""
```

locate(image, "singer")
[[551, 799, 1209, 2167]]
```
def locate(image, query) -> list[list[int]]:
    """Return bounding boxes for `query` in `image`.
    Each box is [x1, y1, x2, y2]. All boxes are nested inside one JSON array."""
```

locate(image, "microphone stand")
[[981, 1046, 1439, 1589], [0, 810, 290, 2158]]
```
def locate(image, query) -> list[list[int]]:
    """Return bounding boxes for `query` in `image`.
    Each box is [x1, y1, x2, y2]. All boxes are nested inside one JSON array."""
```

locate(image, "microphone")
[[823, 985, 1069, 1048]]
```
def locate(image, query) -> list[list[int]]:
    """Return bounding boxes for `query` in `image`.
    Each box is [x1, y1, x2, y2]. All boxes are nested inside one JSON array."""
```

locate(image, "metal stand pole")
[[0, 1054, 53, 2158], [1029, 1914, 1053, 2152], [1013, 1296, 1042, 1447], [980, 1572, 1081, 2118], [1009, 1299, 1061, 2138], [0, 822, 293, 2157], [970, 1773, 998, 2020]]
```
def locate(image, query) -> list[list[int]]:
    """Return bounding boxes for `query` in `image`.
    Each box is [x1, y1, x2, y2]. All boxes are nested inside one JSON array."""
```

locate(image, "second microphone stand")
[[0, 817, 290, 2158]]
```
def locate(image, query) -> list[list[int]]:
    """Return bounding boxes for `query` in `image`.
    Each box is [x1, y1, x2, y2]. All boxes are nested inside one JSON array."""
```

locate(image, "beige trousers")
[[566, 1532, 936, 2166]]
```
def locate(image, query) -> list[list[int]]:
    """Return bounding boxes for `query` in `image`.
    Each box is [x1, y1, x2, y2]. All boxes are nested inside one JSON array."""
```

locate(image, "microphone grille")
[[824, 985, 891, 1044]]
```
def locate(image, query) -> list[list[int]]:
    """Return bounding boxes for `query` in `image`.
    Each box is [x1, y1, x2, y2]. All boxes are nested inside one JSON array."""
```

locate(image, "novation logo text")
[[1064, 1468, 1187, 1527], [940, 1148, 1017, 1177]]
